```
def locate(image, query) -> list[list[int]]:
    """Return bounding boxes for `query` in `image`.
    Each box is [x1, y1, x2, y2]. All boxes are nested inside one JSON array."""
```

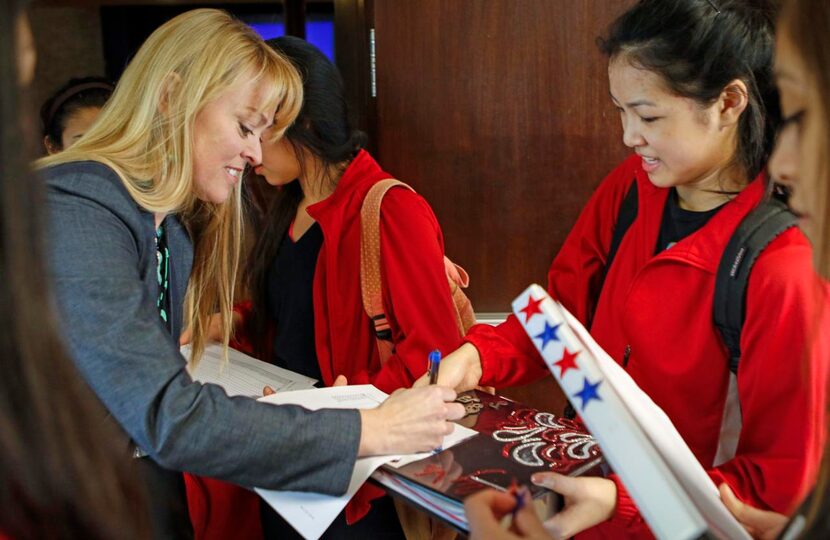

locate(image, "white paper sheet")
[[183, 344, 317, 398], [254, 385, 477, 540]]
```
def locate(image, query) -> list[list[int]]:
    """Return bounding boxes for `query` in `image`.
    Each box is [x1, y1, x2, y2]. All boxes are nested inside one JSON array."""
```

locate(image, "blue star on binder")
[[572, 377, 603, 410], [533, 322, 561, 349]]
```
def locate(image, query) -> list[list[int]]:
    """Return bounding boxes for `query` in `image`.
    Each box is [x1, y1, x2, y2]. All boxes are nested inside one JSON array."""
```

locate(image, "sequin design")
[[492, 409, 600, 469]]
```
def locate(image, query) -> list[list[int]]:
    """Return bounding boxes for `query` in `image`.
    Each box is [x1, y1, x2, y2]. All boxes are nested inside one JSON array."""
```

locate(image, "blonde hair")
[[37, 8, 302, 366], [781, 0, 830, 277], [779, 0, 830, 533]]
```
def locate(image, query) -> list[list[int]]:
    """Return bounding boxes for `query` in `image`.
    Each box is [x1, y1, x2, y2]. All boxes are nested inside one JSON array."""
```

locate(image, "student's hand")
[[719, 484, 788, 540], [413, 343, 483, 392], [357, 386, 465, 457], [465, 489, 550, 540], [263, 386, 276, 396], [530, 472, 616, 539], [332, 375, 348, 387]]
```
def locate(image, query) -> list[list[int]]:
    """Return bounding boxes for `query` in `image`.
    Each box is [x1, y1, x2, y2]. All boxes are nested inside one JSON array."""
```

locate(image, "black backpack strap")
[[605, 180, 639, 277], [713, 198, 797, 373], [566, 179, 638, 420]]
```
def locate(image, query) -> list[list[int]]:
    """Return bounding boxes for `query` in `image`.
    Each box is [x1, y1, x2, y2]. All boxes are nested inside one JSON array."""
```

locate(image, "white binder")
[[512, 284, 750, 540]]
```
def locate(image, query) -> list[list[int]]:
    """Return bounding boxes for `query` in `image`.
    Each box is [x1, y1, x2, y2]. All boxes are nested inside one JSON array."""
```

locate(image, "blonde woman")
[[37, 9, 464, 536]]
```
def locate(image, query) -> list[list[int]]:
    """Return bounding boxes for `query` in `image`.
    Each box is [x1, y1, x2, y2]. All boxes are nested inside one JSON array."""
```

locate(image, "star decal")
[[553, 347, 580, 377], [533, 322, 561, 349], [519, 295, 543, 322], [572, 377, 603, 410]]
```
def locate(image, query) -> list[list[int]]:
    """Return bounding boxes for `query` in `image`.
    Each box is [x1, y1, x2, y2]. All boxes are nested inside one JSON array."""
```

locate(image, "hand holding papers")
[[512, 284, 750, 540], [256, 385, 475, 540]]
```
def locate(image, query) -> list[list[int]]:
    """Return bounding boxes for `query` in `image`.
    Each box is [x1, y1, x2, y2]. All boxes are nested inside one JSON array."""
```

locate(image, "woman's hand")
[[413, 343, 483, 392], [465, 488, 550, 540], [357, 386, 465, 456], [530, 472, 617, 539], [719, 484, 789, 540]]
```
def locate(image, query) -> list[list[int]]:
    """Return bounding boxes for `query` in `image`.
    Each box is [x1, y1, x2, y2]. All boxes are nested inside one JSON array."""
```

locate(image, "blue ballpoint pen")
[[428, 349, 442, 385], [428, 349, 443, 452]]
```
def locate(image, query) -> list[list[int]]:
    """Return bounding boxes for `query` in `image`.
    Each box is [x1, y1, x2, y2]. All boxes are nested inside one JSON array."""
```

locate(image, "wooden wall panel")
[[373, 0, 631, 312], [365, 0, 632, 411]]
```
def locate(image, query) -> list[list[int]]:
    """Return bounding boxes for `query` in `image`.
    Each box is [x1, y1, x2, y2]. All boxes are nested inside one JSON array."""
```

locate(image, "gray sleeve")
[[44, 172, 361, 494]]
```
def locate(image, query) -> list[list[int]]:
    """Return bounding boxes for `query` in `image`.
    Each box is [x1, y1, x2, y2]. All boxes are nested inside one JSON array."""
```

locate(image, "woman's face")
[[191, 77, 276, 204], [46, 106, 103, 154], [60, 106, 102, 150], [608, 55, 739, 190], [255, 129, 302, 186], [770, 27, 819, 241]]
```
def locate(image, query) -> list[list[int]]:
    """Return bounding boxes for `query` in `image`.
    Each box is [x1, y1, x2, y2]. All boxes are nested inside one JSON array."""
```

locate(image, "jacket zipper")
[[623, 344, 631, 368]]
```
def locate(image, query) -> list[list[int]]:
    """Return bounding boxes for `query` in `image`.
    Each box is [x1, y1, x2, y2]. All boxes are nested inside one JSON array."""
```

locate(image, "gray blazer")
[[43, 161, 360, 494]]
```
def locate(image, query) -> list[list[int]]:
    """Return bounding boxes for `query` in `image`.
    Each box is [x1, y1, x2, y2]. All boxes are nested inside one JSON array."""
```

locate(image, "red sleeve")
[[349, 188, 465, 393], [465, 157, 639, 388], [229, 300, 255, 355], [609, 233, 830, 530], [708, 235, 828, 512]]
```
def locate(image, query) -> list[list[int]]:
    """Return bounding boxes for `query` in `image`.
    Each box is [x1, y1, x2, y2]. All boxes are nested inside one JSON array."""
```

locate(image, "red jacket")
[[465, 155, 829, 538], [302, 150, 464, 392], [231, 149, 464, 525]]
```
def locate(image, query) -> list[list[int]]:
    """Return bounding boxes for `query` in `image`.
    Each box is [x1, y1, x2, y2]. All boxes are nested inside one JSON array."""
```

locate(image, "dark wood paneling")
[[363, 0, 633, 411], [334, 0, 375, 149], [373, 0, 631, 313], [284, 0, 306, 38]]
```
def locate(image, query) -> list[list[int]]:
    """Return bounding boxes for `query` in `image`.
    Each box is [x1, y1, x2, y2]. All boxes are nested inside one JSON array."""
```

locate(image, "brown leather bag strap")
[[360, 178, 415, 363]]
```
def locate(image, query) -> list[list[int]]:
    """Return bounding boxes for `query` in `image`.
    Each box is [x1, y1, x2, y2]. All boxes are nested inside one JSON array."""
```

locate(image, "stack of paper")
[[512, 284, 750, 540], [183, 344, 317, 397]]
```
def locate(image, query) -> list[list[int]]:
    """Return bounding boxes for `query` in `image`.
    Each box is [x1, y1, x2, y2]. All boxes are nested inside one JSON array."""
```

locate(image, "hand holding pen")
[[464, 487, 547, 540]]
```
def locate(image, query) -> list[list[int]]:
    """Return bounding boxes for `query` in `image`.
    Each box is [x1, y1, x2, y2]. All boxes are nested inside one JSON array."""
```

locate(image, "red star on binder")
[[519, 296, 543, 322], [554, 348, 580, 377]]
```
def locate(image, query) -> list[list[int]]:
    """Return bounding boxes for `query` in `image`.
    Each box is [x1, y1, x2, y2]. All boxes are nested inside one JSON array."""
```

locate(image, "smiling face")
[[770, 26, 820, 242], [191, 77, 276, 204], [608, 55, 741, 194]]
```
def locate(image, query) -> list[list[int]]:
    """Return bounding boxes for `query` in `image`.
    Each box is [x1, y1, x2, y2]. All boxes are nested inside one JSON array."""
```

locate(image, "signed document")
[[255, 385, 476, 540]]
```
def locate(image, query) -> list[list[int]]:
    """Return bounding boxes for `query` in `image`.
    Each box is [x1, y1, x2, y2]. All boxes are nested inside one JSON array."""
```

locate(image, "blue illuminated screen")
[[248, 19, 335, 61]]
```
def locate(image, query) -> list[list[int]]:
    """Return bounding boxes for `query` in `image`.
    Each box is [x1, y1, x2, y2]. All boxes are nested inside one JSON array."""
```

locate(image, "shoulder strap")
[[360, 179, 414, 354], [714, 198, 797, 373], [606, 180, 639, 275]]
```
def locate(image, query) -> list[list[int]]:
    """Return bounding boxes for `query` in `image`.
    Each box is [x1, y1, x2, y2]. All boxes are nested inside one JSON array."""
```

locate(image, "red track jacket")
[[188, 150, 465, 535], [465, 154, 829, 539]]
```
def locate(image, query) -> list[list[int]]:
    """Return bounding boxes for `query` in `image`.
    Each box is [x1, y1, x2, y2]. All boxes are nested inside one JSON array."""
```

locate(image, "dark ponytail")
[[599, 0, 780, 180]]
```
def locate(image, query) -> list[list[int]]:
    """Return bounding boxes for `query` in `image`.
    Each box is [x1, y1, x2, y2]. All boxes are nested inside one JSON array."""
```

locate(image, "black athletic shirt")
[[655, 188, 726, 254], [266, 221, 324, 383]]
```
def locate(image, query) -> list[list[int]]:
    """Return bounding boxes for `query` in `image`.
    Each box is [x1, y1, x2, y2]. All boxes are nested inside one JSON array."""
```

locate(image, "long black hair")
[[244, 36, 366, 358], [599, 0, 780, 181], [0, 3, 148, 538]]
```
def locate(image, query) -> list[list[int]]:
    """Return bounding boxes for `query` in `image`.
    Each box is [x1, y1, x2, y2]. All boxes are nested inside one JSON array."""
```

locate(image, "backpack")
[[359, 178, 476, 363], [603, 179, 798, 373]]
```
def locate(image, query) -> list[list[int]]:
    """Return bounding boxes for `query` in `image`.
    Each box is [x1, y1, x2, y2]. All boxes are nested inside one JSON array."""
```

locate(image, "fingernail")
[[531, 474, 548, 486]]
